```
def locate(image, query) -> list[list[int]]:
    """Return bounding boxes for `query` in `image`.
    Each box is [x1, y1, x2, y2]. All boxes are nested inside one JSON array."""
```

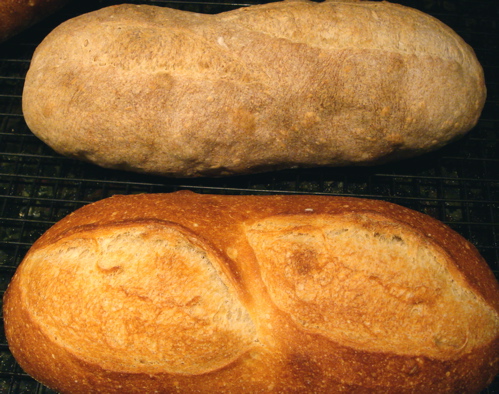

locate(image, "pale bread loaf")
[[4, 192, 499, 392], [22, 0, 486, 177]]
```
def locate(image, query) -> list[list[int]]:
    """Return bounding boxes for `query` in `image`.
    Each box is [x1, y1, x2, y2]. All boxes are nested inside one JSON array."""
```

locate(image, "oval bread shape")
[[15, 221, 257, 376], [4, 192, 499, 393], [246, 212, 497, 358], [22, 0, 486, 177]]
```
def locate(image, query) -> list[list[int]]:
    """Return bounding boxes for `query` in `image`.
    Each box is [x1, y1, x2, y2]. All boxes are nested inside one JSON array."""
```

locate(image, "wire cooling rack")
[[1, 0, 498, 392]]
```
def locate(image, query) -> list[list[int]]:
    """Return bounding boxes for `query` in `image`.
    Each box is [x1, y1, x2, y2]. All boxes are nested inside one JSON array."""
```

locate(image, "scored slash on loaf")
[[21, 0, 486, 177], [3, 192, 499, 392]]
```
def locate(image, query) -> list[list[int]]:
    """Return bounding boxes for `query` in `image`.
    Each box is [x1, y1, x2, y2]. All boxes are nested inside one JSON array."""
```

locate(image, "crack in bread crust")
[[246, 213, 499, 359], [19, 220, 257, 375]]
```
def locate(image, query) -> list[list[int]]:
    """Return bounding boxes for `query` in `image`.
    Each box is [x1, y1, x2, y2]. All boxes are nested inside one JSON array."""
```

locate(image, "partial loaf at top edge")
[[0, 0, 70, 42]]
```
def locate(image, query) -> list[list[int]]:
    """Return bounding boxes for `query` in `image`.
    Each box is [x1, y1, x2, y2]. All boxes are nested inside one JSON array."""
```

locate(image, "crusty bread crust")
[[4, 191, 499, 392], [0, 0, 69, 42], [22, 0, 486, 177]]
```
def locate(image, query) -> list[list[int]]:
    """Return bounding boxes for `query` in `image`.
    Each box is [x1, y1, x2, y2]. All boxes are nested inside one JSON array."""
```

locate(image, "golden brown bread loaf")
[[4, 191, 499, 393], [22, 0, 486, 177], [0, 0, 69, 42]]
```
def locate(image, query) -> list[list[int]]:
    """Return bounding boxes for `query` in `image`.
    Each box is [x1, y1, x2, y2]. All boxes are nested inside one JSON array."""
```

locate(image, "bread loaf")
[[4, 191, 499, 393], [22, 0, 486, 177], [0, 0, 69, 42]]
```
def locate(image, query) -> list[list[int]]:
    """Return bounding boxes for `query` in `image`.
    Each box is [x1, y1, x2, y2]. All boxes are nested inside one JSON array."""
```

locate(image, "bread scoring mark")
[[246, 213, 499, 359], [226, 0, 471, 64], [20, 220, 256, 375]]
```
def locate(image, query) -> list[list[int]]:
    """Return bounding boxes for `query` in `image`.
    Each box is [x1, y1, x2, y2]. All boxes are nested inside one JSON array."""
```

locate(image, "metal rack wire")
[[1, 0, 498, 392]]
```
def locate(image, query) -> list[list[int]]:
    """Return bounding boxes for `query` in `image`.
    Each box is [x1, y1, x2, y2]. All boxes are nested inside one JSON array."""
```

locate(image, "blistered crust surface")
[[18, 221, 256, 375], [246, 213, 499, 359]]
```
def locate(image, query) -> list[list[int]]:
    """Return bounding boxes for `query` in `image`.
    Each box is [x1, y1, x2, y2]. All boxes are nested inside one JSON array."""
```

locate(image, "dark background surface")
[[1, 0, 498, 392]]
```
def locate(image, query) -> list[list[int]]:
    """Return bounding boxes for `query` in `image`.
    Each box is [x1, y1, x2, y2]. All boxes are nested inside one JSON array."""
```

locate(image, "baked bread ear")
[[0, 0, 70, 42], [4, 192, 499, 393], [22, 0, 486, 177]]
